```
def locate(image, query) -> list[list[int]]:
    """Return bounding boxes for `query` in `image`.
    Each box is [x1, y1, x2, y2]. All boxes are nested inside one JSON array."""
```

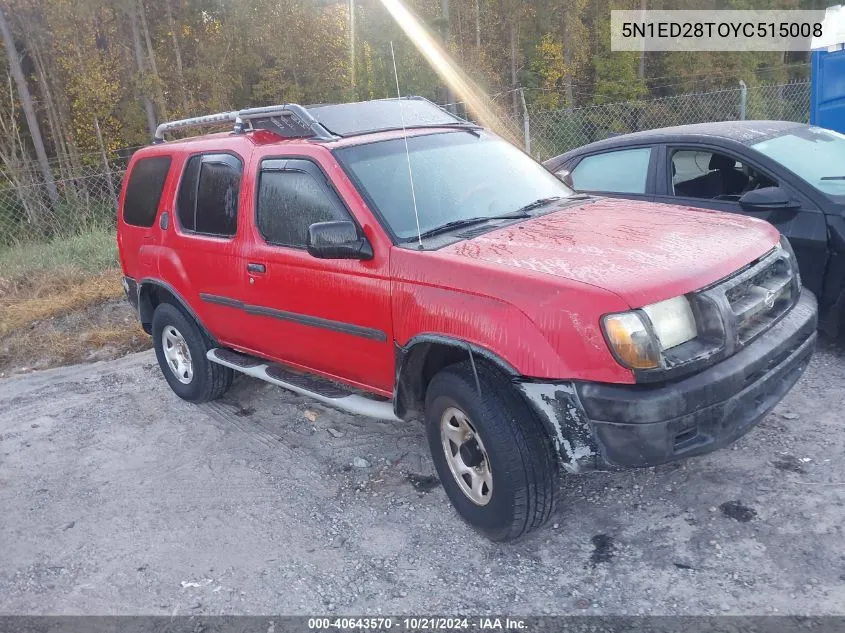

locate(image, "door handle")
[[247, 262, 266, 274]]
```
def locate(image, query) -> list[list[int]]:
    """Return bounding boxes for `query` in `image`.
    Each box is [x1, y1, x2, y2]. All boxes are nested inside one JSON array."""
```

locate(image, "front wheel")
[[424, 362, 559, 541]]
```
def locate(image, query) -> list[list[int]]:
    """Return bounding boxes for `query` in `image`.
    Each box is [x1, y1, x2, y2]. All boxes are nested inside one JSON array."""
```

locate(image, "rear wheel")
[[424, 361, 558, 541], [152, 303, 233, 403]]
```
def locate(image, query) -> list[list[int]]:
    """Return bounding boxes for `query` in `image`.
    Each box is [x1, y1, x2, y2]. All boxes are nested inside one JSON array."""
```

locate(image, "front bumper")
[[518, 288, 817, 471]]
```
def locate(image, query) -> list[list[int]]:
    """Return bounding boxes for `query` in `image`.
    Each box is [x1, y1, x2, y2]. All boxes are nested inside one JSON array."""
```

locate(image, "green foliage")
[[0, 0, 817, 168], [0, 226, 118, 278], [527, 34, 566, 110]]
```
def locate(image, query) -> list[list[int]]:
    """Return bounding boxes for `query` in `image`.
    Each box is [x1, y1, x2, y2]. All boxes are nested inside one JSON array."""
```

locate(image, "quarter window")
[[570, 148, 651, 194], [123, 156, 171, 227], [257, 167, 350, 247], [176, 153, 242, 237]]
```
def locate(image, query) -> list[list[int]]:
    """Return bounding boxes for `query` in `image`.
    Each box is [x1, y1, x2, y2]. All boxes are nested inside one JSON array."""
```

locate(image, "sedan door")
[[654, 143, 829, 299]]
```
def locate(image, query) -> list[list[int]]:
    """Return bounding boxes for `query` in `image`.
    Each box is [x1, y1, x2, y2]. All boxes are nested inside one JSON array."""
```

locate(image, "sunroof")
[[307, 98, 468, 137]]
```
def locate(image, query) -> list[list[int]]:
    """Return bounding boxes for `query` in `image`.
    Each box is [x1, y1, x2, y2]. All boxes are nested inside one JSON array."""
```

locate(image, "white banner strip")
[[611, 10, 829, 52]]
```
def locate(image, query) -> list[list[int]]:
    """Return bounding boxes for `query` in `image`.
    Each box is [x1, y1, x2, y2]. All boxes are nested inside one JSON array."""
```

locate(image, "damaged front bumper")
[[517, 289, 817, 472]]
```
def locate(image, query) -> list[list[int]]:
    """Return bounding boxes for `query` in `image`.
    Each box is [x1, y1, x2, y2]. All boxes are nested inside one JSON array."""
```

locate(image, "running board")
[[207, 348, 400, 422]]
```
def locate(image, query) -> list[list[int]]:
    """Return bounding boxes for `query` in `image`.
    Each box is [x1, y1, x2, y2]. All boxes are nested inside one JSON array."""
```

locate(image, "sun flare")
[[378, 0, 517, 143]]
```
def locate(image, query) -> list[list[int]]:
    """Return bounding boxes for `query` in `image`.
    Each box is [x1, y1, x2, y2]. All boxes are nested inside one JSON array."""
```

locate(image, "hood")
[[441, 197, 780, 308]]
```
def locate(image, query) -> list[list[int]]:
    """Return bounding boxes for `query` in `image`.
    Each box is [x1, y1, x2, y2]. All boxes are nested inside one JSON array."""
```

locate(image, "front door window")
[[670, 149, 775, 201]]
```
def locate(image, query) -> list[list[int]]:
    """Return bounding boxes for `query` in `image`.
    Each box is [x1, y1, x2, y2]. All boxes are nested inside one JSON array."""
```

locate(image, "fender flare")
[[393, 333, 519, 419], [137, 277, 217, 344]]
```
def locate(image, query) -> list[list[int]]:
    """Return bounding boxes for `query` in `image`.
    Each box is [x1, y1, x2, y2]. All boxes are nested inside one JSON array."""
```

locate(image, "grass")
[[0, 227, 149, 374], [0, 323, 150, 374], [0, 227, 119, 291], [0, 270, 124, 335]]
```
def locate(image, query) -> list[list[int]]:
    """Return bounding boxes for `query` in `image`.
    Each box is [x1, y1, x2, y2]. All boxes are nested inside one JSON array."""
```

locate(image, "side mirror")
[[555, 169, 575, 189], [307, 221, 373, 260], [739, 186, 799, 210]]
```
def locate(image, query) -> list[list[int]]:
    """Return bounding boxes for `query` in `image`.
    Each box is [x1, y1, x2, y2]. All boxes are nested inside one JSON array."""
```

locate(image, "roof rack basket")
[[152, 103, 336, 143]]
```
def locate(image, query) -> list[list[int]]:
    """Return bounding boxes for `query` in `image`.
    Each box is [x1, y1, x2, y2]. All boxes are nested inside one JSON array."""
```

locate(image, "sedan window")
[[569, 148, 651, 194], [751, 127, 845, 197], [671, 149, 774, 201]]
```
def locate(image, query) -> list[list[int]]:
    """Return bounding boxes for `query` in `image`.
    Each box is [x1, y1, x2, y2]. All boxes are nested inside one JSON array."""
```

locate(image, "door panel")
[[236, 155, 395, 394], [656, 144, 829, 298], [118, 155, 174, 278], [158, 151, 253, 348]]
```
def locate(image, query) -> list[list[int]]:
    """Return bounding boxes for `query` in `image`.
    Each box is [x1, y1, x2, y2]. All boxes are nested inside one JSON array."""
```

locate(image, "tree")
[[126, 0, 157, 137], [0, 0, 817, 191], [0, 2, 58, 209]]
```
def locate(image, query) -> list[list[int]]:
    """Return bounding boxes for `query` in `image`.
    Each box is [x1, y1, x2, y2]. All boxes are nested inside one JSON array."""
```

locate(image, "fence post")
[[94, 116, 119, 211], [739, 80, 747, 120], [519, 87, 531, 156]]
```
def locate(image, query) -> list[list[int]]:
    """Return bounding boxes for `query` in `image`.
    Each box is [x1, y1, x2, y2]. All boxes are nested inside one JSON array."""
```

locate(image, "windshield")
[[334, 131, 574, 241], [751, 126, 845, 197]]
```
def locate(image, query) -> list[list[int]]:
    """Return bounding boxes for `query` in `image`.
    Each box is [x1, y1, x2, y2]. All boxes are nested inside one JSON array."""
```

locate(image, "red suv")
[[118, 98, 817, 541]]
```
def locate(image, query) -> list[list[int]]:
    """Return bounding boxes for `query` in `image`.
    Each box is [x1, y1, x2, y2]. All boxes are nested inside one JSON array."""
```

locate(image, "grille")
[[722, 251, 798, 346], [634, 245, 799, 383]]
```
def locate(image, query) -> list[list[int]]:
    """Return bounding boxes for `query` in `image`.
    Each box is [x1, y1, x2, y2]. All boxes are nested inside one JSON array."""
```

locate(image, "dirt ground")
[[1, 339, 844, 616], [0, 270, 149, 377]]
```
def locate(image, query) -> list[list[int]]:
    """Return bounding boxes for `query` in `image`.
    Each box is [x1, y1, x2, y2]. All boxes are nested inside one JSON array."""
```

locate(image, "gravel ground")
[[1, 340, 844, 616]]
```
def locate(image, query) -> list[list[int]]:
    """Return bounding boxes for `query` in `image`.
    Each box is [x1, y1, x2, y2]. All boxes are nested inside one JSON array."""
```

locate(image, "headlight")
[[603, 312, 660, 369], [779, 235, 800, 288], [602, 296, 697, 370]]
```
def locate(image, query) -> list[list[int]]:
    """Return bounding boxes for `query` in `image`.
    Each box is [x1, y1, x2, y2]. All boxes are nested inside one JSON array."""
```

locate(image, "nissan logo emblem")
[[764, 291, 776, 309]]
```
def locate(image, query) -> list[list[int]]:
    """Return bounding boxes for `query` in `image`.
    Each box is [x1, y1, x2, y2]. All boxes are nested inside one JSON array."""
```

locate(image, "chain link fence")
[[0, 81, 812, 248], [509, 81, 811, 161], [0, 151, 129, 247]]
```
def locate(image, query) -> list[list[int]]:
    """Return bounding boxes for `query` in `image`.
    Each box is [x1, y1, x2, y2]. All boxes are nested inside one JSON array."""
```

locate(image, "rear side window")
[[176, 153, 242, 237], [257, 167, 350, 247], [123, 156, 171, 227], [571, 148, 651, 194]]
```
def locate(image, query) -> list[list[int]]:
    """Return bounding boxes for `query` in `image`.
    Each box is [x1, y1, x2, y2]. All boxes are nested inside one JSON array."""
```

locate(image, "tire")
[[424, 361, 558, 541], [152, 302, 233, 403]]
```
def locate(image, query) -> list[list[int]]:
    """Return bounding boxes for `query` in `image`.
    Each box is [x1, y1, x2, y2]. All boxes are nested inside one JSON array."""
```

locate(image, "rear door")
[[235, 153, 395, 395], [158, 151, 253, 347], [655, 143, 829, 298]]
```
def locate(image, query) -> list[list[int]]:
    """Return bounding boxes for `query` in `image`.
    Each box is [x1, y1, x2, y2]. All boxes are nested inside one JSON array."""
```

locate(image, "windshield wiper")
[[512, 196, 563, 213], [416, 210, 532, 240], [417, 217, 493, 239], [820, 176, 845, 181], [415, 196, 575, 240]]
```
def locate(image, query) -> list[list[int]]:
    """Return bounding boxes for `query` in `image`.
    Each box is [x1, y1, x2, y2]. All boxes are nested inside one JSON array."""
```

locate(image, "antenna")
[[390, 41, 423, 249]]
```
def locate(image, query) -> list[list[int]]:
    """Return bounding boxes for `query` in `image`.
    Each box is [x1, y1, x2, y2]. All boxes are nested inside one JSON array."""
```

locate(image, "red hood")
[[442, 197, 780, 307]]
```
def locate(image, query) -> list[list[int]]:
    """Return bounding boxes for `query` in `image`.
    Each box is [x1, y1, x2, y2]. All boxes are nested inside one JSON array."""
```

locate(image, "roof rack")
[[152, 97, 477, 144], [152, 103, 336, 143]]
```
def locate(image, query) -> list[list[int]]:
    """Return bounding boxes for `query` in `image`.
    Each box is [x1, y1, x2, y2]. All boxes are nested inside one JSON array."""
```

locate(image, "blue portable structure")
[[811, 6, 845, 132], [811, 49, 845, 132]]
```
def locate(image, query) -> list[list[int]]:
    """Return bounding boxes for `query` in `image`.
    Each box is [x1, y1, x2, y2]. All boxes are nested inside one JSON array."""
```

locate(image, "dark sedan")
[[544, 121, 845, 336]]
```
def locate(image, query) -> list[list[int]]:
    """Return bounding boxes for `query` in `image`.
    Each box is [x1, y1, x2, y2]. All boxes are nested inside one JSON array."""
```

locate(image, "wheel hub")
[[459, 438, 485, 468], [440, 406, 493, 506], [162, 325, 193, 384]]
